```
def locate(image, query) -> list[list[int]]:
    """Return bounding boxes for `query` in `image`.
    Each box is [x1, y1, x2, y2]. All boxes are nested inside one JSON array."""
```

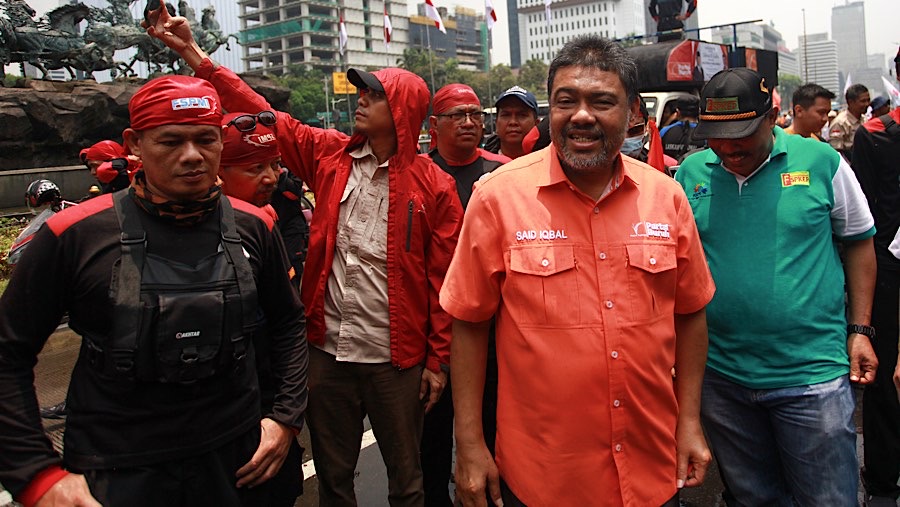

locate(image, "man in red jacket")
[[147, 3, 463, 505]]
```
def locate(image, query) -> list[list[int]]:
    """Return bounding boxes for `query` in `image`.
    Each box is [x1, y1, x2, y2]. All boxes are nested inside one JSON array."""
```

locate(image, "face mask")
[[621, 135, 645, 155]]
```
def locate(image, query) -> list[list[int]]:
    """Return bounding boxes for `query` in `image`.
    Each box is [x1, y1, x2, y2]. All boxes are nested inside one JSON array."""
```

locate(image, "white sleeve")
[[890, 230, 900, 259], [830, 156, 875, 239]]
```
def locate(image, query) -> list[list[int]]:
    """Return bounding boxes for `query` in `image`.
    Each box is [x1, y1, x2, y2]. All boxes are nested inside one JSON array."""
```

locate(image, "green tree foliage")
[[778, 73, 802, 111], [272, 66, 329, 123], [517, 59, 549, 100]]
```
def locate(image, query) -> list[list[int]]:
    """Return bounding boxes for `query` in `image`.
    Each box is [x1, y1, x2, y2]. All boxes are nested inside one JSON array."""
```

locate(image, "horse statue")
[[1, 2, 114, 79]]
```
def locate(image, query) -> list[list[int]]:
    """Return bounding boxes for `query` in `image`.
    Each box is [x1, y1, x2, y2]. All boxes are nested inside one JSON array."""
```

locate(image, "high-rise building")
[[516, 0, 646, 65], [797, 33, 839, 95], [831, 1, 867, 74], [408, 5, 489, 72], [778, 47, 800, 78], [709, 22, 782, 52], [237, 0, 407, 75], [508, 0, 522, 68]]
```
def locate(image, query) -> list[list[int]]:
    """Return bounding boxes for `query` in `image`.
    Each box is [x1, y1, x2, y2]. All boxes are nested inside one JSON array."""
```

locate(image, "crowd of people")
[[0, 1, 898, 505]]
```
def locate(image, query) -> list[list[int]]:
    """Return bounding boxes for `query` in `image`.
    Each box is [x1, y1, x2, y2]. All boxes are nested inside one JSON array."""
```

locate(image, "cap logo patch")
[[760, 78, 768, 94], [171, 97, 211, 110], [242, 133, 277, 148], [705, 97, 740, 113]]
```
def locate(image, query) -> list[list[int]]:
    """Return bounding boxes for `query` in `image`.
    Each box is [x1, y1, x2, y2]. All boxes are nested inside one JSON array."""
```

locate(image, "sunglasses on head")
[[226, 111, 277, 132]]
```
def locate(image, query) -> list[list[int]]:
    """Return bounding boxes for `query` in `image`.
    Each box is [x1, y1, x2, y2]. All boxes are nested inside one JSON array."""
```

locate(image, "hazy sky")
[[17, 0, 899, 72]]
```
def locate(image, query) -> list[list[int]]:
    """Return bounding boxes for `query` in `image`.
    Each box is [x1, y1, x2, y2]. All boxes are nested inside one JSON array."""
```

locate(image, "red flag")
[[384, 6, 393, 47], [339, 11, 348, 55], [425, 0, 446, 34], [485, 0, 497, 30], [646, 120, 666, 173]]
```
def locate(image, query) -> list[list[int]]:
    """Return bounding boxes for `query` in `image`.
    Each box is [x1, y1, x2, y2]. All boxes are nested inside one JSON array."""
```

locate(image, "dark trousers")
[[421, 376, 454, 507], [307, 346, 425, 507], [500, 479, 679, 507], [862, 266, 900, 499], [266, 438, 304, 507], [84, 427, 271, 507]]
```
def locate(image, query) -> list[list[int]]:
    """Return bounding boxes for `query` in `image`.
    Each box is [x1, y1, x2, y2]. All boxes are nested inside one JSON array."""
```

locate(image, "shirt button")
[[613, 399, 620, 407], [605, 300, 614, 309], [649, 257, 657, 265], [615, 444, 622, 452], [743, 182, 748, 186], [593, 207, 600, 214], [599, 252, 607, 260], [611, 350, 619, 359], [541, 258, 550, 267]]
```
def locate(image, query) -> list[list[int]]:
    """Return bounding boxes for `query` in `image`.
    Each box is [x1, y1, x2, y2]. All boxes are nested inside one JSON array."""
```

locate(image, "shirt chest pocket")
[[623, 243, 677, 323], [506, 244, 583, 326]]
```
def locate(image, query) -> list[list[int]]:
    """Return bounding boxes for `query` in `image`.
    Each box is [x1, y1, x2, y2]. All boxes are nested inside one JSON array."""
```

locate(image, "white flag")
[[883, 76, 900, 107], [545, 0, 552, 24], [843, 73, 852, 98], [384, 6, 393, 49], [339, 11, 348, 55], [485, 0, 497, 31], [425, 0, 446, 34]]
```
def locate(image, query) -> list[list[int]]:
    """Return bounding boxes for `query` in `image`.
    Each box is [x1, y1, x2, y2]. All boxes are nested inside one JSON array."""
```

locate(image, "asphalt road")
[[30, 327, 881, 507]]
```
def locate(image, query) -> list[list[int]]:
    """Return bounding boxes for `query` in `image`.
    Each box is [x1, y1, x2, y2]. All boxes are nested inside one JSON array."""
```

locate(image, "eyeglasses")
[[436, 111, 485, 124], [626, 122, 646, 137], [226, 111, 277, 132]]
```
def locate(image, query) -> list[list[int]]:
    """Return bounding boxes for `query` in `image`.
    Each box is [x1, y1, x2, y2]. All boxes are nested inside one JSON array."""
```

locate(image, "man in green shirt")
[[676, 68, 878, 506]]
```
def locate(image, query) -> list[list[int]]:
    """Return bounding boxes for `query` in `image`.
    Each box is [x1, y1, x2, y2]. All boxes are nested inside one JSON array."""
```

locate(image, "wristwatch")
[[847, 324, 876, 345]]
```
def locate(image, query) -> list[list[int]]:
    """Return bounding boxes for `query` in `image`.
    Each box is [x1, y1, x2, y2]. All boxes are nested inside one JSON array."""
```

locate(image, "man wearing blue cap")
[[676, 67, 878, 506], [485, 86, 539, 160]]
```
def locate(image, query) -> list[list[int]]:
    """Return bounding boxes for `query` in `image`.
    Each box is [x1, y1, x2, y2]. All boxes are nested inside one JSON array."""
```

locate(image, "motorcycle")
[[7, 179, 87, 265]]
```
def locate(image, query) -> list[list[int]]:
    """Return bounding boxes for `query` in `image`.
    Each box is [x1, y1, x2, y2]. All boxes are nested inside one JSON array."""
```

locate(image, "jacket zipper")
[[405, 199, 413, 252]]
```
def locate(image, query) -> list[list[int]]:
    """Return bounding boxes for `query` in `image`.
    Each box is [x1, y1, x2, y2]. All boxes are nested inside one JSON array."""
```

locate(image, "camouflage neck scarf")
[[129, 170, 222, 226]]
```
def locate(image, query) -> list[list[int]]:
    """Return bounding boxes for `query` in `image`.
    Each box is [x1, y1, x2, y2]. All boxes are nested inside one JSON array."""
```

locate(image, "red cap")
[[129, 75, 222, 131], [219, 112, 281, 166], [432, 84, 480, 115], [80, 140, 125, 163]]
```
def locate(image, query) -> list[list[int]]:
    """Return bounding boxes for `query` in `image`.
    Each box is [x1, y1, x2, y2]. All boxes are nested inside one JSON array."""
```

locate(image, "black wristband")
[[848, 324, 876, 344]]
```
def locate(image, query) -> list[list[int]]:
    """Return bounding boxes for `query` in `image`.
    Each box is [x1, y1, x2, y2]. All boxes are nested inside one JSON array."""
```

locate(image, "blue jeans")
[[700, 369, 858, 507]]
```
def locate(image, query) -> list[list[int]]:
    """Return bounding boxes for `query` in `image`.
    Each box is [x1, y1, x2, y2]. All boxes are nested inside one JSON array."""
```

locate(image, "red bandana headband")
[[129, 75, 223, 131]]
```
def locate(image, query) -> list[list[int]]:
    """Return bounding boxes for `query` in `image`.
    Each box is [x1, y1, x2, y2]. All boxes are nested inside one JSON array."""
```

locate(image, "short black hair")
[[792, 83, 835, 110], [547, 36, 638, 104], [845, 83, 869, 102]]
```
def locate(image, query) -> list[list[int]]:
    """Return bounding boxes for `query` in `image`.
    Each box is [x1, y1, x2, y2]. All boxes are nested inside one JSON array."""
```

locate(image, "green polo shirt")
[[676, 127, 875, 389]]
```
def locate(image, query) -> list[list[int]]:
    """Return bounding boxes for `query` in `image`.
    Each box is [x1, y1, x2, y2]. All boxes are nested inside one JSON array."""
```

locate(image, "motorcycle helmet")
[[25, 179, 62, 212]]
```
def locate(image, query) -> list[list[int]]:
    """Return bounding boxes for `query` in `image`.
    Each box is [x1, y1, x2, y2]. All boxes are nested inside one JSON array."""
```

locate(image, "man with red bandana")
[[79, 140, 141, 194], [0, 76, 308, 506], [147, 2, 463, 504], [218, 111, 311, 507], [420, 83, 509, 506]]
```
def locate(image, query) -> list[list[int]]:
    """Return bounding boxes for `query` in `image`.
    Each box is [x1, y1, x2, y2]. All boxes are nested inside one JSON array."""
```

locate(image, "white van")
[[641, 91, 698, 127]]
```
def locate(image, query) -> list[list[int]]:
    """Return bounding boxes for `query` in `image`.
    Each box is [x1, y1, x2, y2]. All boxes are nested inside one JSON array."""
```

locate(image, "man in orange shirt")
[[440, 35, 716, 507]]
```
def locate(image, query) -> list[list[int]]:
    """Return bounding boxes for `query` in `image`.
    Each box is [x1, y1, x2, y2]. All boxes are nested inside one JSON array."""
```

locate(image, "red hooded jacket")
[[195, 60, 463, 372]]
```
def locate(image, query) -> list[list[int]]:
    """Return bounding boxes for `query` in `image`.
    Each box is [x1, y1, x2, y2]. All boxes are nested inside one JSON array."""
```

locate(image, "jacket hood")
[[348, 68, 430, 168]]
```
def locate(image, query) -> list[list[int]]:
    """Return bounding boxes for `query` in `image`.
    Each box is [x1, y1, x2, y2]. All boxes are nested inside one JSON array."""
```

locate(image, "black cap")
[[347, 68, 384, 93], [694, 68, 773, 140], [676, 95, 700, 116]]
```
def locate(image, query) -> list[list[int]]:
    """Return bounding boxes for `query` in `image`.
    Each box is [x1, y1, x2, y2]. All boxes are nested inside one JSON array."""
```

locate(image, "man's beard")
[[553, 123, 624, 173]]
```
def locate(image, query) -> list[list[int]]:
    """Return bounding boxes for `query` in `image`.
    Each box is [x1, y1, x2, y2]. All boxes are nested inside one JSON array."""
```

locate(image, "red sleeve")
[[195, 58, 350, 190], [16, 466, 69, 507]]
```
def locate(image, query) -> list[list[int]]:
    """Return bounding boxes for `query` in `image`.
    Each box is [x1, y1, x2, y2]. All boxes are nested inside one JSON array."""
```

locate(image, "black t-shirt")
[[428, 150, 505, 209]]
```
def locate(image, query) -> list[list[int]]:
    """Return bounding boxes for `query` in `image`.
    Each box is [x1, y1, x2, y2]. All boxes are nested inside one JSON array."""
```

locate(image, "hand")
[[34, 474, 102, 507], [236, 418, 294, 488], [675, 14, 686, 21], [144, 0, 195, 53], [893, 352, 900, 403], [847, 333, 878, 384], [675, 417, 711, 488], [419, 368, 447, 414], [455, 441, 502, 507]]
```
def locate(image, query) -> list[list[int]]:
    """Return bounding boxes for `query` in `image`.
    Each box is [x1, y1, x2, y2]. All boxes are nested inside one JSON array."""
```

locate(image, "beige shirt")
[[321, 142, 391, 362], [828, 110, 862, 152]]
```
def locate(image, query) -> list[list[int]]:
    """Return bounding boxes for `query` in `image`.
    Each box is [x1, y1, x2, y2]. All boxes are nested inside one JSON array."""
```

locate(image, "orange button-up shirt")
[[440, 146, 715, 506]]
